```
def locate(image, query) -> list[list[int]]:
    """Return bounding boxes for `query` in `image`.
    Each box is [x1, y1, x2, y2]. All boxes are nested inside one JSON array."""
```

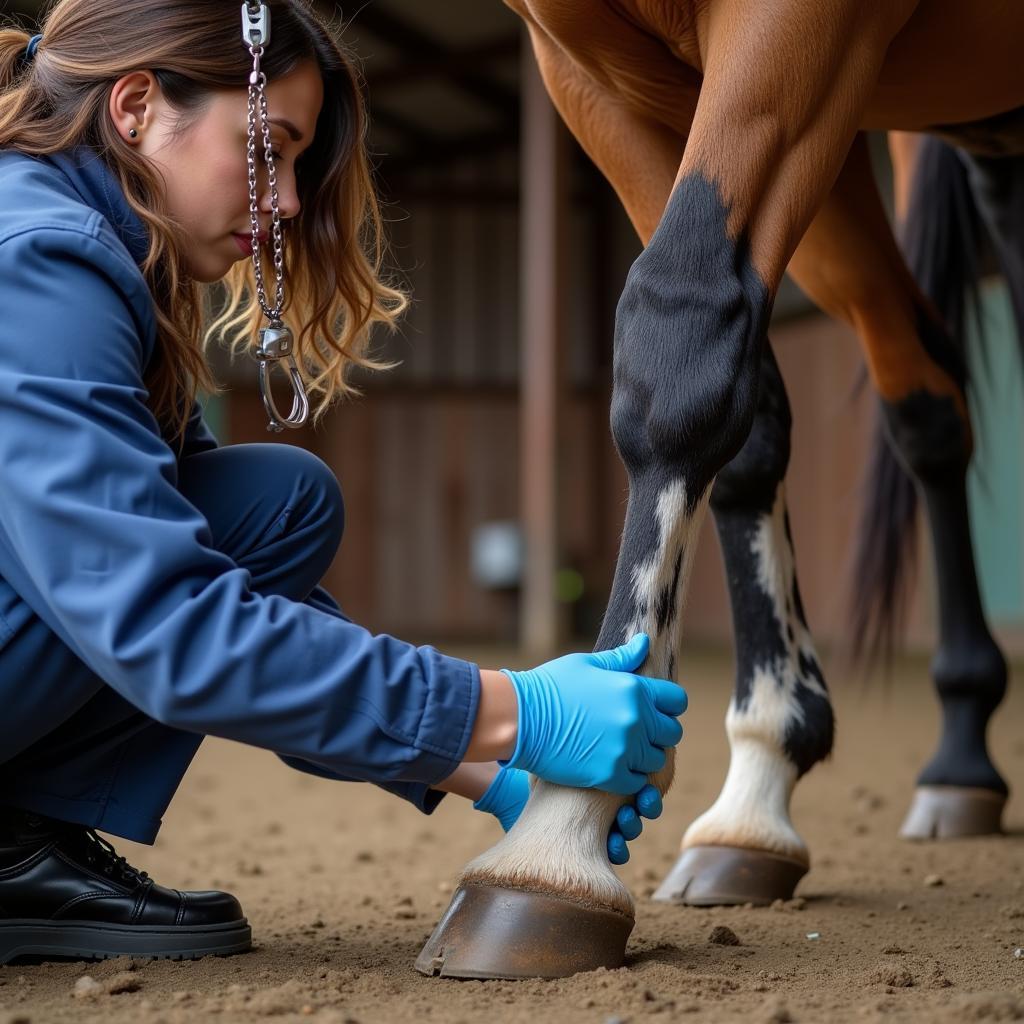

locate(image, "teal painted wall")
[[201, 392, 229, 445], [966, 282, 1024, 624]]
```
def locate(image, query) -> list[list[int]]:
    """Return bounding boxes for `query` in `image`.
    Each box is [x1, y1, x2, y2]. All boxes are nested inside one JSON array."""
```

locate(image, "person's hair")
[[0, 0, 405, 442]]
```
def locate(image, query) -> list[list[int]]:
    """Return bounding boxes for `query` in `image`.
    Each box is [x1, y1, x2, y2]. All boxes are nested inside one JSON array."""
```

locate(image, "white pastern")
[[683, 488, 826, 862]]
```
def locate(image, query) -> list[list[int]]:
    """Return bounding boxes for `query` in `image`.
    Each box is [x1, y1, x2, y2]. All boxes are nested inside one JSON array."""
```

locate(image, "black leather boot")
[[0, 807, 251, 964]]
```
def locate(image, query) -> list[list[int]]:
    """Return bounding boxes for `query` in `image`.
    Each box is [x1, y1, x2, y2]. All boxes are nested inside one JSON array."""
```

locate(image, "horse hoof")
[[899, 785, 1006, 839], [414, 882, 634, 980], [651, 845, 809, 906]]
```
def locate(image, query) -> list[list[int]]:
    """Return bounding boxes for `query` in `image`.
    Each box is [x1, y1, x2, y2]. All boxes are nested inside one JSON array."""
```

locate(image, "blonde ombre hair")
[[0, 0, 405, 443]]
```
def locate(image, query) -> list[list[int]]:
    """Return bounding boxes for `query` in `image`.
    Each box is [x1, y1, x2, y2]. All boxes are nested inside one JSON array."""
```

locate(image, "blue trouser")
[[0, 443, 354, 844]]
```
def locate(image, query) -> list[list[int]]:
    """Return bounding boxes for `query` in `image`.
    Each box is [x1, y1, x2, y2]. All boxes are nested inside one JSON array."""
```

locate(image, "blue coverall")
[[0, 147, 481, 843]]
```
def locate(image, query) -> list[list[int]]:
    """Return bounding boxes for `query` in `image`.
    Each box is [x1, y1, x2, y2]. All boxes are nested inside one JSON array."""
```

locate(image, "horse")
[[416, 0, 1024, 980]]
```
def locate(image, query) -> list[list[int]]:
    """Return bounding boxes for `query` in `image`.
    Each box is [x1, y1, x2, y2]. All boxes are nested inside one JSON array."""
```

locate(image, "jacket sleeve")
[[0, 226, 480, 787]]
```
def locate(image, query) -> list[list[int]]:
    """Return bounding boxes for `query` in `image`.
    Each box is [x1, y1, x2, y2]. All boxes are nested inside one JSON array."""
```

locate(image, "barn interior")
[[3, 0, 1023, 662]]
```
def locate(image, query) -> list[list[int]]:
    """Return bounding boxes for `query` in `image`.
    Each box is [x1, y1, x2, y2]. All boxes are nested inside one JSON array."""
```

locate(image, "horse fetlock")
[[931, 638, 1008, 710], [682, 732, 807, 864], [459, 782, 634, 917]]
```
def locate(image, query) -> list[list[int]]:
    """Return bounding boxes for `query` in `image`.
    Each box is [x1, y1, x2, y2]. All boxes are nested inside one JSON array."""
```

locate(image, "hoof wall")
[[652, 845, 808, 906], [414, 882, 634, 980], [900, 785, 1005, 839]]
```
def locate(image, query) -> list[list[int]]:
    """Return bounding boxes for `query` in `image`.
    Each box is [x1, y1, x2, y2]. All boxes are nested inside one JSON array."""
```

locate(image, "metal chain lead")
[[242, 2, 309, 431], [246, 49, 284, 320]]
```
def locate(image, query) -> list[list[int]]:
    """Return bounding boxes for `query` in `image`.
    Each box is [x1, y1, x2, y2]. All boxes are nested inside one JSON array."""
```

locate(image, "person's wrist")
[[462, 668, 520, 762], [496, 669, 529, 769]]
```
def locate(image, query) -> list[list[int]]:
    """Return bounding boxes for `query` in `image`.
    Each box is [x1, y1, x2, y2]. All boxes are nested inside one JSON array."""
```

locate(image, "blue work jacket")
[[0, 147, 480, 812]]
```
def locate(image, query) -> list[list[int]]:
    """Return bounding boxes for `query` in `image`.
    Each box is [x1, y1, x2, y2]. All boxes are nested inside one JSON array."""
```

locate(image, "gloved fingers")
[[616, 804, 643, 841], [643, 677, 688, 716], [649, 712, 684, 749], [588, 633, 650, 673], [635, 784, 663, 819], [607, 830, 630, 865], [633, 744, 667, 776], [605, 768, 650, 796]]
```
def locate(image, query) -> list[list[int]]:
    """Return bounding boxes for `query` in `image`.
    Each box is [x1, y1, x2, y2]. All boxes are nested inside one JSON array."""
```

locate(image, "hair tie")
[[24, 33, 43, 63]]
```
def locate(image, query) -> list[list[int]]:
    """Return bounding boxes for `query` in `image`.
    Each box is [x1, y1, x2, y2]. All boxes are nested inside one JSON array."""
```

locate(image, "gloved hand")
[[474, 765, 665, 865], [501, 633, 686, 795], [472, 763, 532, 832]]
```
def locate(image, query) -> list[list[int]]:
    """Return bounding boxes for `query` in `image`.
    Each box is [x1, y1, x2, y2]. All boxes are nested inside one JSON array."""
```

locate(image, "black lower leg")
[[882, 380, 1008, 795], [711, 344, 834, 777]]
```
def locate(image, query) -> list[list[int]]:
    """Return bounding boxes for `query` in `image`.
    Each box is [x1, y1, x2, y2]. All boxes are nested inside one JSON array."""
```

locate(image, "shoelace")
[[79, 829, 150, 885]]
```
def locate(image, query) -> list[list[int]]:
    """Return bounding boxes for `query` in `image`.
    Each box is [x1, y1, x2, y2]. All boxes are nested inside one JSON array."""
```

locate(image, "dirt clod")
[[72, 977, 101, 999], [104, 973, 140, 996], [869, 965, 914, 988], [709, 926, 741, 946]]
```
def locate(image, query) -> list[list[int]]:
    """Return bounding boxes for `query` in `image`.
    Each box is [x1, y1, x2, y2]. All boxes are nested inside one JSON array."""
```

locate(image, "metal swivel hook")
[[256, 323, 310, 433]]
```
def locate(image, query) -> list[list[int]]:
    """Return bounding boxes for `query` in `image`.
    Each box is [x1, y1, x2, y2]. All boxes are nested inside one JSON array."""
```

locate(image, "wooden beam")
[[375, 126, 519, 177], [518, 29, 570, 657]]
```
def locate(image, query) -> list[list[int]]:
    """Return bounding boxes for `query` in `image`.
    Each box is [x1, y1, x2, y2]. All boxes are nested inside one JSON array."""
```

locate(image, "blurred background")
[[5, 0, 1024, 663]]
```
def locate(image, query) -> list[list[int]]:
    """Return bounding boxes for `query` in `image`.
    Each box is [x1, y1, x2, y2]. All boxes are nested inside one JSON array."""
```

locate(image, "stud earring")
[[128, 129, 138, 139]]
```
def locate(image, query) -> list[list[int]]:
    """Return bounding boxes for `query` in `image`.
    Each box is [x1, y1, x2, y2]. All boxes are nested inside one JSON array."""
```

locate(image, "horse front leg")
[[654, 345, 833, 906], [417, 170, 770, 981]]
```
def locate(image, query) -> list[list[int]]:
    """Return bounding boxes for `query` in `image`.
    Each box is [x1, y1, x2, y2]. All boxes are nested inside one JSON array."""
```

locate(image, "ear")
[[108, 71, 162, 143]]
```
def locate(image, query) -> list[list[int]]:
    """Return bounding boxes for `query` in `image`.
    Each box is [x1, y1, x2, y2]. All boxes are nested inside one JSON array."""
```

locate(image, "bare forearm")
[[462, 669, 519, 762], [434, 760, 501, 801]]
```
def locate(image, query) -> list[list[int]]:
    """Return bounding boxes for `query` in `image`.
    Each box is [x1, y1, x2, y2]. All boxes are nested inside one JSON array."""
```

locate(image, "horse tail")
[[850, 136, 985, 664]]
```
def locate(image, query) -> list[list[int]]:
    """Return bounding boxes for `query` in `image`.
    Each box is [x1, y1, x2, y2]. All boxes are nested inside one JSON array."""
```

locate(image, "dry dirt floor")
[[1, 647, 1023, 1024]]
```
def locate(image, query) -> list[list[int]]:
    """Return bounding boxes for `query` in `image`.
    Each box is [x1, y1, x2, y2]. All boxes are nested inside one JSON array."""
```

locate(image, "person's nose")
[[259, 165, 301, 222]]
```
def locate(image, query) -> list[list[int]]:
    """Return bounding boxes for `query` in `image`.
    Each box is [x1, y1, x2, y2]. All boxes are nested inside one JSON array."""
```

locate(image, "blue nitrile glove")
[[473, 764, 532, 832], [606, 784, 663, 865], [500, 633, 686, 795], [474, 766, 665, 865]]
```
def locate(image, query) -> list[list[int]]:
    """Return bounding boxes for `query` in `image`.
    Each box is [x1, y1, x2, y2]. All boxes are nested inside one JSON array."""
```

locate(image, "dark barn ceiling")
[[1, 1, 524, 181]]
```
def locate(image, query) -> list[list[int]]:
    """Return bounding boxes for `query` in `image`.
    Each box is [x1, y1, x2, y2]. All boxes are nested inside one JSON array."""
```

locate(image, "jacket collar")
[[46, 147, 150, 267]]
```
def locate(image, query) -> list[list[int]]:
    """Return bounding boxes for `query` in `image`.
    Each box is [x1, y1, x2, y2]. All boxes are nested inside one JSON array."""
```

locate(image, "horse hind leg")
[[654, 343, 834, 906], [893, 136, 1015, 838], [795, 133, 1008, 840]]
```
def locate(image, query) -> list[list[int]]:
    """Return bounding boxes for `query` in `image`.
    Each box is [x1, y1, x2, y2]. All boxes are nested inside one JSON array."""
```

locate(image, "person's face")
[[108, 61, 323, 283]]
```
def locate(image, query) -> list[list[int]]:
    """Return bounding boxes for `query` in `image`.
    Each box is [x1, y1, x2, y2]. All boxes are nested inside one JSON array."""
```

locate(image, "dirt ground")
[[1, 647, 1022, 1024]]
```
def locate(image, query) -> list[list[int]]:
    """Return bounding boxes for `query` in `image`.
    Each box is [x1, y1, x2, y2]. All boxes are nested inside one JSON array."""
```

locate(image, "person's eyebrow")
[[268, 117, 304, 143]]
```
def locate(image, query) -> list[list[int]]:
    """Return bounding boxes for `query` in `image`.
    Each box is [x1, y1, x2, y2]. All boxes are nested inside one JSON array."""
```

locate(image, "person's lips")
[[232, 232, 268, 257]]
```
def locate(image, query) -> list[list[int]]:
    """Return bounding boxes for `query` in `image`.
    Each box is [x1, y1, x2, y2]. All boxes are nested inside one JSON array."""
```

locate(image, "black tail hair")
[[850, 137, 985, 665]]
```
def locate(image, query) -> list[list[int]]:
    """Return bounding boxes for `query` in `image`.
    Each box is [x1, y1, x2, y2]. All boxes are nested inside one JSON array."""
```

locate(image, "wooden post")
[[519, 30, 569, 657]]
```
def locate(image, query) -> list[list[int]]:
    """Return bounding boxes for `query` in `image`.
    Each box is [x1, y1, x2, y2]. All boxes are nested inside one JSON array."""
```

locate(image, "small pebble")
[[708, 925, 741, 946], [1014, 948, 1023, 959], [924, 874, 944, 888], [806, 932, 821, 941], [897, 902, 910, 911]]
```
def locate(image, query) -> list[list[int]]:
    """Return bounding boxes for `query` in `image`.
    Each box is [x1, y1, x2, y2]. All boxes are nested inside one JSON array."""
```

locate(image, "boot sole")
[[0, 918, 252, 965]]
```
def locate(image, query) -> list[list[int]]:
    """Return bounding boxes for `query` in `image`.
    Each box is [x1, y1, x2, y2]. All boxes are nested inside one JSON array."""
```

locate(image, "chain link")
[[246, 42, 285, 323]]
